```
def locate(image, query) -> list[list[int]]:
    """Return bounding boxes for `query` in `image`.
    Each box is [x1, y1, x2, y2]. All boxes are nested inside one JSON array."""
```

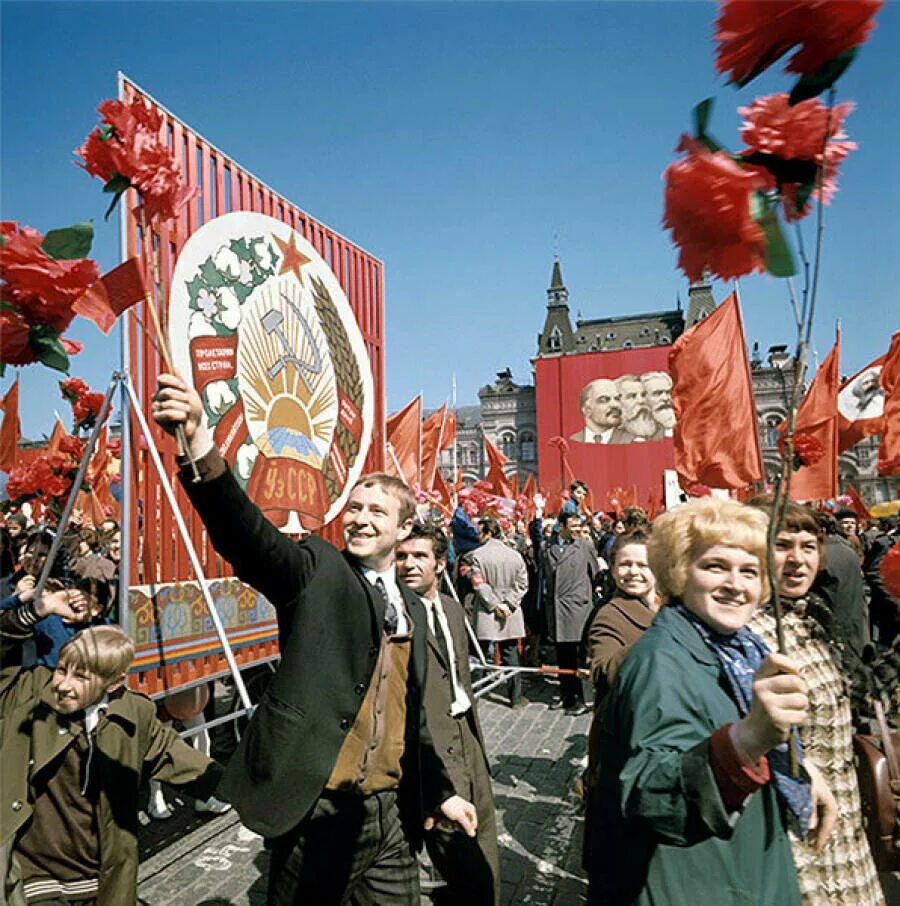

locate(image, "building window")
[[606, 331, 616, 340], [640, 327, 650, 337], [499, 432, 517, 459], [659, 335, 670, 343], [548, 326, 562, 351], [623, 340, 633, 349], [519, 431, 535, 461], [763, 415, 781, 449]]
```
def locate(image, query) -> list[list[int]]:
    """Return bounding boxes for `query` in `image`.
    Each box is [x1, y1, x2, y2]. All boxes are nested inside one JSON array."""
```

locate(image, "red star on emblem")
[[274, 233, 310, 284]]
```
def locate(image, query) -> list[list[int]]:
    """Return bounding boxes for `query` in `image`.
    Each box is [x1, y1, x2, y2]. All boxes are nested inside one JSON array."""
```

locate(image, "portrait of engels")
[[570, 371, 675, 445]]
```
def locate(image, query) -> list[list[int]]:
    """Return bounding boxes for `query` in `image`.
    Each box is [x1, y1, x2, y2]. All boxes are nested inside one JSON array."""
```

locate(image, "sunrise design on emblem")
[[237, 277, 338, 467]]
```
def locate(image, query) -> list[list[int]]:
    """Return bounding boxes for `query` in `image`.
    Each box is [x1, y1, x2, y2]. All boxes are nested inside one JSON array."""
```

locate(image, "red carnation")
[[778, 431, 825, 470], [0, 308, 36, 367], [715, 0, 884, 86], [75, 98, 196, 227], [740, 93, 856, 220], [662, 136, 767, 283], [0, 222, 99, 332], [879, 544, 900, 601], [60, 376, 90, 402]]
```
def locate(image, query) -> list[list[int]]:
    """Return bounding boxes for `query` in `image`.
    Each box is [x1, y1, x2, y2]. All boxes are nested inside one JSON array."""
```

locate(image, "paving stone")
[[137, 690, 591, 905]]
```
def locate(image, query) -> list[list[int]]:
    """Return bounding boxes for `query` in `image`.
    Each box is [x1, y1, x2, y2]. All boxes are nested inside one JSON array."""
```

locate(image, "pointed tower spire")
[[547, 256, 568, 308], [686, 272, 716, 326]]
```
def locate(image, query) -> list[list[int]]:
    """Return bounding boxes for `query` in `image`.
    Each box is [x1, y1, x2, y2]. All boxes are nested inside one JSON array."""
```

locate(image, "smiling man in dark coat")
[[153, 372, 476, 905]]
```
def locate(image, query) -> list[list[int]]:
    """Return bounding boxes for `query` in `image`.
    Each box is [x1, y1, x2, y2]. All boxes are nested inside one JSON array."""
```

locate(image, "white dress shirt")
[[362, 564, 410, 636], [422, 595, 472, 717]]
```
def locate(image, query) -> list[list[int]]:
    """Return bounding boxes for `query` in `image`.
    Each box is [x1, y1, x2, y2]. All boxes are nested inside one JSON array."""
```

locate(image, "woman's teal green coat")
[[586, 605, 802, 905]]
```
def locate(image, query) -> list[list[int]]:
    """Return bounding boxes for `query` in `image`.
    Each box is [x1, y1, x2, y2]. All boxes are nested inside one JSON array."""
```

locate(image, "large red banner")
[[535, 348, 675, 511]]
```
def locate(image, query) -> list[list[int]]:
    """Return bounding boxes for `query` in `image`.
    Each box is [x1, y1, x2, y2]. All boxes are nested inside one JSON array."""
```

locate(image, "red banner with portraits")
[[535, 348, 675, 512]]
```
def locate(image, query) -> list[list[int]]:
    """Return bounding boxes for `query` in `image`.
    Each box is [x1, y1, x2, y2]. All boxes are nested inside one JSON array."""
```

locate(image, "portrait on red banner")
[[169, 212, 375, 533], [536, 348, 675, 508], [569, 370, 674, 444]]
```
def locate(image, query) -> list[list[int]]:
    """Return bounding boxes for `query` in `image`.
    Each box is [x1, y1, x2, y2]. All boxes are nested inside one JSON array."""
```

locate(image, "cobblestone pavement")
[[136, 673, 591, 905], [135, 675, 899, 906]]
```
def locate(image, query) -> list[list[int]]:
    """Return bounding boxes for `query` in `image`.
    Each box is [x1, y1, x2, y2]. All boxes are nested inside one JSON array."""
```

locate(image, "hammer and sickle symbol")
[[261, 290, 324, 392]]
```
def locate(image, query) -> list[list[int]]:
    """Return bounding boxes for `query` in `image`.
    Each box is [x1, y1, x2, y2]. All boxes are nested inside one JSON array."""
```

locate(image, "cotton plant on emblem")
[[235, 442, 258, 481], [250, 238, 274, 272], [214, 245, 252, 285], [203, 380, 237, 418], [216, 285, 242, 331]]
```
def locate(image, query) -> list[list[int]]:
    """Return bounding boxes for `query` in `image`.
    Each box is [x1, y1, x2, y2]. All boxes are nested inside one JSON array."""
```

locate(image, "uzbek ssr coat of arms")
[[169, 212, 374, 531]]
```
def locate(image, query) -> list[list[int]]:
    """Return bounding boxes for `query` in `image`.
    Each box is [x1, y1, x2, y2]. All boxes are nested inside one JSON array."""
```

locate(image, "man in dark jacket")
[[153, 373, 476, 905], [396, 522, 499, 906], [543, 511, 599, 714]]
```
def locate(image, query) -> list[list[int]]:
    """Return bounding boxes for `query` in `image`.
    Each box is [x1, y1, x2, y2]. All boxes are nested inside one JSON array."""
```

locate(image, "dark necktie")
[[429, 600, 453, 667], [375, 577, 399, 635]]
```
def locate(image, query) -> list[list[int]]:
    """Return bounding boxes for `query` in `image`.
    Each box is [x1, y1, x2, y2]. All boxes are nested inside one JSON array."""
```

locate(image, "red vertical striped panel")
[[121, 77, 384, 577]]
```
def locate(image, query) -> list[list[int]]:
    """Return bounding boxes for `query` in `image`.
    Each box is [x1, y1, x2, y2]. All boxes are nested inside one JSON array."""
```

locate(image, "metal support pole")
[[123, 375, 252, 710], [32, 377, 119, 602]]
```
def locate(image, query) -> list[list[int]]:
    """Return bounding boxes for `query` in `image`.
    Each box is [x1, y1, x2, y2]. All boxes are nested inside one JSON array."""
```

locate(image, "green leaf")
[[789, 47, 857, 105], [41, 222, 94, 260], [692, 98, 725, 154], [28, 325, 71, 373], [751, 192, 797, 277], [200, 258, 226, 289], [99, 124, 115, 141], [102, 173, 131, 221]]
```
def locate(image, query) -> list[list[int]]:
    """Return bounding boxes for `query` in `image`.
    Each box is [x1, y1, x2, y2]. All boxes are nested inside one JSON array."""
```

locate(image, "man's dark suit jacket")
[[180, 457, 454, 845], [421, 592, 499, 900], [421, 592, 490, 797]]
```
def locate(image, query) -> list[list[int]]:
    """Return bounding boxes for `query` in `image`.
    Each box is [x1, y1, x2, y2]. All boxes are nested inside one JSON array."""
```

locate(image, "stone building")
[[441, 258, 896, 505]]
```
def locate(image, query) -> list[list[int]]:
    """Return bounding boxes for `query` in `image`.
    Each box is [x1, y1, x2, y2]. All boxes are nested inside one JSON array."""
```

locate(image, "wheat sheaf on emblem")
[[310, 275, 365, 501]]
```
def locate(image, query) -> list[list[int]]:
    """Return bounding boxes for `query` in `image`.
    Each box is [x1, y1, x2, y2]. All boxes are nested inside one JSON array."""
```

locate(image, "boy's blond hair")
[[58, 624, 135, 682], [648, 497, 770, 604]]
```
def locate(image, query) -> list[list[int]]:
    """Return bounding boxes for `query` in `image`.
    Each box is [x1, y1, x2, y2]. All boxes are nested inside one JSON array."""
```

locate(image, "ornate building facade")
[[442, 259, 896, 505]]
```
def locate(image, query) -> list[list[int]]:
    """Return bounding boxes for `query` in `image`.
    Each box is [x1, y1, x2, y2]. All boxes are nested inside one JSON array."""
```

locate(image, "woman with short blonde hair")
[[587, 497, 832, 905]]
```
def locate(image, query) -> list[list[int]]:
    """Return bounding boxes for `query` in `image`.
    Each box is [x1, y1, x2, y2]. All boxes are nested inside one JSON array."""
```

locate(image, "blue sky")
[[2, 0, 898, 439]]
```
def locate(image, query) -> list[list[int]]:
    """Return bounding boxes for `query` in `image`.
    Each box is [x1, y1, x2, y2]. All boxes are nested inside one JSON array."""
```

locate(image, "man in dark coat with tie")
[[396, 522, 499, 906], [152, 372, 476, 905]]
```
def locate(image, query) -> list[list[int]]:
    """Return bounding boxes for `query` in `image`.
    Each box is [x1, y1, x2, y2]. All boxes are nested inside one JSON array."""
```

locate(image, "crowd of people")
[[1, 374, 898, 904]]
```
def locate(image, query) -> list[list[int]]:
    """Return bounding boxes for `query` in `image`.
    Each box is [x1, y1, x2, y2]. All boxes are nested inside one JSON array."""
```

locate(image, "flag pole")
[[451, 373, 458, 491], [417, 391, 423, 490]]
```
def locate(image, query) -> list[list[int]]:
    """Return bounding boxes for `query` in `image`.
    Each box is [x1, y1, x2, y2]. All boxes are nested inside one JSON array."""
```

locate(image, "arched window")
[[519, 431, 536, 461], [548, 326, 562, 351], [762, 414, 782, 449], [499, 432, 517, 459]]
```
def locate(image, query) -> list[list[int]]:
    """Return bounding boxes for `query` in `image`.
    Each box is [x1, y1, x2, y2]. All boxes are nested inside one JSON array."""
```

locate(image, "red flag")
[[509, 473, 520, 498], [483, 435, 513, 498], [877, 331, 900, 476], [431, 467, 453, 514], [521, 472, 536, 503], [843, 484, 870, 521], [0, 377, 21, 471], [385, 396, 421, 486], [73, 257, 147, 334], [784, 330, 840, 501], [646, 485, 662, 521], [420, 405, 447, 490], [45, 418, 67, 457], [838, 352, 887, 452], [670, 290, 763, 489]]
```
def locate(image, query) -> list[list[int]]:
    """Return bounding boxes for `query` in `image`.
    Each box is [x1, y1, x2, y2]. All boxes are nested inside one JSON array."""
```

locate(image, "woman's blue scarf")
[[673, 602, 813, 835]]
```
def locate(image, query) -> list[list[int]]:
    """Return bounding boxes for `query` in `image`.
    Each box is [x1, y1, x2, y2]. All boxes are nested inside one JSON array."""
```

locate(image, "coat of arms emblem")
[[169, 213, 374, 531]]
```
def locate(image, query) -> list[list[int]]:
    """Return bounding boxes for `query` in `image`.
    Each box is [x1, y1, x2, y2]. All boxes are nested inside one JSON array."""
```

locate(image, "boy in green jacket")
[[1, 588, 223, 906]]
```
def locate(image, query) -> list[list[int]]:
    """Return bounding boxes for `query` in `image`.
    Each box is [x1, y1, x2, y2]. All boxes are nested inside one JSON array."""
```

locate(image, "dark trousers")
[[267, 789, 418, 905], [556, 641, 584, 706], [480, 639, 522, 705], [425, 711, 500, 906]]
